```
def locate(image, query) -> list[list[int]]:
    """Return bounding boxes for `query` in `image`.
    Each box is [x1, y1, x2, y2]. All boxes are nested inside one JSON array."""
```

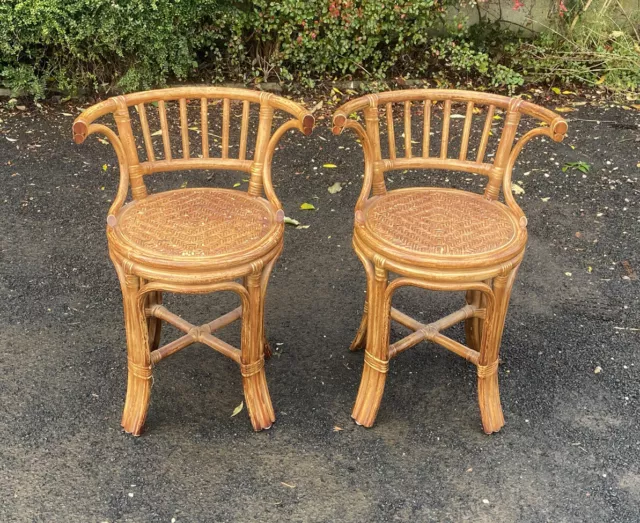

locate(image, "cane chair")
[[73, 87, 314, 435], [332, 90, 567, 433]]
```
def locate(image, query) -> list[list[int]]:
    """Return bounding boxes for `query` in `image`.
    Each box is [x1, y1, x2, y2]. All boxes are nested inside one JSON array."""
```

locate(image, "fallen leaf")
[[102, 164, 108, 171], [562, 90, 574, 95], [594, 366, 602, 374], [565, 272, 572, 277], [61, 112, 73, 117], [595, 75, 607, 85], [541, 197, 550, 202], [231, 401, 244, 417], [98, 137, 109, 145], [333, 426, 343, 432], [493, 114, 503, 120], [555, 107, 577, 113], [311, 100, 323, 112], [5, 137, 17, 142], [296, 224, 310, 229], [631, 104, 640, 111], [587, 266, 593, 273], [511, 183, 525, 195], [450, 114, 466, 119], [552, 87, 561, 95], [575, 231, 582, 238], [151, 129, 162, 136], [233, 182, 241, 188], [621, 260, 638, 280], [180, 181, 188, 188], [300, 202, 315, 210], [323, 163, 337, 168], [16, 105, 26, 111], [281, 482, 296, 488], [284, 216, 300, 226], [328, 182, 343, 194]]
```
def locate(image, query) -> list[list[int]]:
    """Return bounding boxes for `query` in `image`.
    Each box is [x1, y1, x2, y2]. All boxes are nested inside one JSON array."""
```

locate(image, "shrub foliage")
[[0, 0, 638, 98]]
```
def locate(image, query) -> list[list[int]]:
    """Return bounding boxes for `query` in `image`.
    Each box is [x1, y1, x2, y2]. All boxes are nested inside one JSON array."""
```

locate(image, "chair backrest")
[[332, 90, 567, 222], [73, 87, 314, 221]]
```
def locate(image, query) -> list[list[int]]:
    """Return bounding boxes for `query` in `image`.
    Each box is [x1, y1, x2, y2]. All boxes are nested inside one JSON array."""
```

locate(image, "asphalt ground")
[[0, 94, 639, 522]]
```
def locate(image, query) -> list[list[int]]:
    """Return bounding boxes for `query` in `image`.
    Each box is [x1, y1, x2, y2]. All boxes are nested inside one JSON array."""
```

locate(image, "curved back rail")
[[73, 87, 314, 222], [332, 89, 567, 221]]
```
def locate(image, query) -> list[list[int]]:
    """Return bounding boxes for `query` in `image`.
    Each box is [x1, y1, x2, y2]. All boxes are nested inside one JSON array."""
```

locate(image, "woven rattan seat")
[[114, 188, 279, 261], [362, 188, 522, 259], [74, 87, 313, 435], [333, 89, 567, 434]]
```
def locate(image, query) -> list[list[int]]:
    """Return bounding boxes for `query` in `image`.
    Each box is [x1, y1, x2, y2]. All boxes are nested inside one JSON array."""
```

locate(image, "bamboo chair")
[[73, 87, 314, 435], [332, 90, 567, 433]]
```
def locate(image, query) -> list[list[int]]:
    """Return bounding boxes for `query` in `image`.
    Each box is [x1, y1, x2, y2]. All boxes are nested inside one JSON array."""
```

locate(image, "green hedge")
[[2, 0, 637, 98], [1, 0, 531, 97]]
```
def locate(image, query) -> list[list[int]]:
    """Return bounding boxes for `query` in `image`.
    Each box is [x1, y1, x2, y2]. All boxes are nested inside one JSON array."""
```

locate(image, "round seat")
[[356, 188, 526, 269], [110, 188, 282, 269]]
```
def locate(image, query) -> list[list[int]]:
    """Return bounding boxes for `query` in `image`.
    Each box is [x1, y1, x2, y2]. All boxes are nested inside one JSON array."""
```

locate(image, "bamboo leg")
[[464, 289, 483, 353], [119, 271, 152, 436], [245, 268, 275, 360], [477, 267, 519, 434], [352, 266, 391, 427], [350, 300, 368, 351], [350, 245, 375, 351], [146, 290, 163, 352], [241, 272, 275, 431]]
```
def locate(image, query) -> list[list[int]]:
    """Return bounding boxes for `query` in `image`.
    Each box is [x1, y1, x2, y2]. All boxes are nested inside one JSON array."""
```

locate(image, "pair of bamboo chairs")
[[73, 87, 567, 435]]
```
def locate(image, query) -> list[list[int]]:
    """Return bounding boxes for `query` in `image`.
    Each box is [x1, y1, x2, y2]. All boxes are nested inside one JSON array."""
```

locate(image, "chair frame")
[[73, 87, 313, 435], [332, 89, 567, 433]]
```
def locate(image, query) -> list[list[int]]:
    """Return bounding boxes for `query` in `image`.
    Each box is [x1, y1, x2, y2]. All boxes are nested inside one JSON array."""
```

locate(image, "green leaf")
[[233, 182, 241, 188], [562, 161, 591, 173], [551, 87, 561, 95], [323, 163, 337, 168], [102, 164, 108, 171], [284, 216, 300, 226], [231, 401, 243, 417], [300, 202, 315, 210]]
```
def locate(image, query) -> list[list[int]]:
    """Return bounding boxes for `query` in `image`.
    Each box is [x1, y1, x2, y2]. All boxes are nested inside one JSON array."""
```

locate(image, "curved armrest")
[[72, 119, 130, 225], [72, 98, 118, 144], [331, 115, 375, 214], [263, 115, 315, 211], [503, 119, 568, 223]]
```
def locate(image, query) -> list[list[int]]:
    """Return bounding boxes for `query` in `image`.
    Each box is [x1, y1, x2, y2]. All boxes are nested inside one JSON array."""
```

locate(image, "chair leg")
[[464, 289, 483, 352], [352, 267, 391, 427], [119, 273, 152, 436], [146, 290, 163, 352], [244, 275, 273, 360], [240, 272, 275, 431], [477, 267, 519, 434], [350, 300, 368, 351]]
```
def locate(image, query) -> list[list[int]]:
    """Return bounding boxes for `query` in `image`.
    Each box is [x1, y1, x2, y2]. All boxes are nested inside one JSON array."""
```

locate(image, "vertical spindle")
[[158, 100, 172, 161], [386, 103, 396, 160]]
